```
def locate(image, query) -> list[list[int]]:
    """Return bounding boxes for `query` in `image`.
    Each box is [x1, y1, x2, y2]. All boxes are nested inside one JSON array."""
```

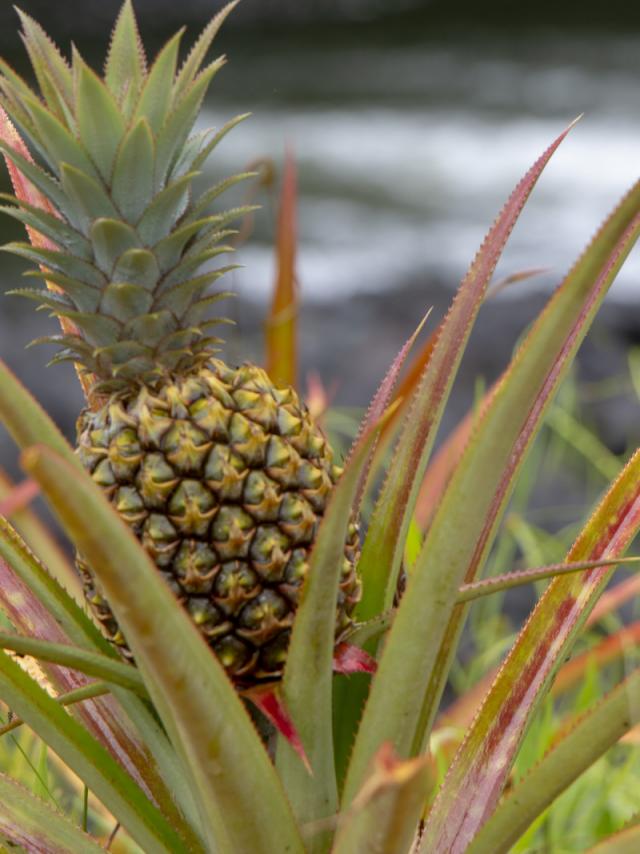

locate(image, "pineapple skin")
[[76, 358, 361, 684]]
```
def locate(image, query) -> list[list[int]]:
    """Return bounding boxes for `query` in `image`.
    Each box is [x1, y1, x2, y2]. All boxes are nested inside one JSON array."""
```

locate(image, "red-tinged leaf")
[[420, 448, 640, 854], [466, 667, 640, 854], [245, 685, 311, 773], [0, 478, 39, 516], [333, 643, 378, 675], [355, 119, 577, 627], [0, 108, 94, 401], [434, 621, 640, 745], [346, 310, 430, 512], [265, 148, 297, 388], [588, 572, 640, 625]]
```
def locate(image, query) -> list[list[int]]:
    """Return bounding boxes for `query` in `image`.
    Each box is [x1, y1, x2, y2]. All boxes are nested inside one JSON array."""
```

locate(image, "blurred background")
[[0, 0, 639, 484]]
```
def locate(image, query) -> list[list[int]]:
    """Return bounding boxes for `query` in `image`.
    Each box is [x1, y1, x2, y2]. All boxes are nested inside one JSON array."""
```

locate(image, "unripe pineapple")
[[0, 1, 360, 685]]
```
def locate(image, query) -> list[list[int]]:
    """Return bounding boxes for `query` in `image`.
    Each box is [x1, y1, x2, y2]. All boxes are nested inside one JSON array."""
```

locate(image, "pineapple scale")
[[76, 359, 361, 684]]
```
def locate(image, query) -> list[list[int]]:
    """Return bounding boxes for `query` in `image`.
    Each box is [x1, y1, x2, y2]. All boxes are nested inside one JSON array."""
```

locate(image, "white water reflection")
[[201, 36, 640, 302]]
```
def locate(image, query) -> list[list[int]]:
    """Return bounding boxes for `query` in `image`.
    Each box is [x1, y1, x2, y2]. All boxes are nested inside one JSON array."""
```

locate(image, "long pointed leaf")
[[355, 120, 577, 626], [421, 447, 640, 852], [22, 445, 304, 854], [466, 667, 640, 854]]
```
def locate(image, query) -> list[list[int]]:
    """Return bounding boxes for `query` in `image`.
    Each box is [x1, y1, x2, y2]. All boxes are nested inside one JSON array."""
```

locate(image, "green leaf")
[[155, 59, 225, 186], [173, 1, 238, 99], [0, 196, 92, 259], [55, 311, 121, 347], [0, 141, 69, 216], [15, 9, 74, 125], [60, 163, 120, 230], [190, 112, 252, 174], [101, 281, 153, 322], [160, 266, 238, 317], [0, 649, 187, 853], [112, 248, 160, 289], [75, 57, 125, 181], [133, 29, 183, 135], [163, 240, 236, 289], [137, 172, 197, 245], [0, 681, 109, 737], [23, 445, 305, 854], [1, 241, 105, 288], [22, 270, 100, 313], [0, 773, 104, 853], [466, 667, 640, 854], [104, 0, 146, 111], [90, 218, 140, 274], [122, 310, 176, 346], [0, 632, 146, 695], [111, 118, 155, 223], [153, 216, 228, 272], [189, 170, 257, 219], [276, 405, 397, 847], [7, 287, 73, 312], [21, 94, 99, 180]]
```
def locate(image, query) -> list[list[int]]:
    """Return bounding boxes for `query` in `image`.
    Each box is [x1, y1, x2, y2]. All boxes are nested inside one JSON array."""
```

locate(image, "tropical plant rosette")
[[0, 3, 638, 852]]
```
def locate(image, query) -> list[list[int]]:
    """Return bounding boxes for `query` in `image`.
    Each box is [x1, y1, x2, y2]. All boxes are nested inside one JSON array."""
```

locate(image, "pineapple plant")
[[0, 0, 360, 685], [0, 2, 639, 852]]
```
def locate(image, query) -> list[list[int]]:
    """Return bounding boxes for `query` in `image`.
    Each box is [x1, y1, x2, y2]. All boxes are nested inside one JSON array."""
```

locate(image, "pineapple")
[[0, 1, 360, 685]]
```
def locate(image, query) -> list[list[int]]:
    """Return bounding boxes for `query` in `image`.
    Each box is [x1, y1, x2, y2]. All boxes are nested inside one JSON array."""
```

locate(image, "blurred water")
[[203, 33, 640, 302]]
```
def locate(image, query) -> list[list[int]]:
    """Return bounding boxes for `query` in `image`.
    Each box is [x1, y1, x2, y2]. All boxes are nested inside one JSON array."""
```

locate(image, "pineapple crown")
[[0, 0, 250, 393]]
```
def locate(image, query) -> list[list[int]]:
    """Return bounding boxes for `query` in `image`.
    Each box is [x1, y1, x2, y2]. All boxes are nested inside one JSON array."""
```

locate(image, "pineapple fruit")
[[0, 1, 360, 685]]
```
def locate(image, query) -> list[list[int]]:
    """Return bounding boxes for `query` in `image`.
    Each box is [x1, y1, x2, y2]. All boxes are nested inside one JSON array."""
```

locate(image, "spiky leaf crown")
[[0, 0, 249, 392]]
